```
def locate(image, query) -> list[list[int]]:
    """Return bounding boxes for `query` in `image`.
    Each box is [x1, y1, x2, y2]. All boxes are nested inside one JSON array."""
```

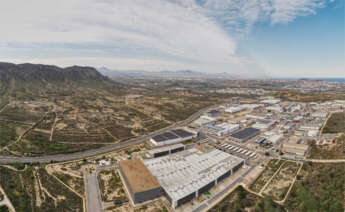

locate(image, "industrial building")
[[282, 142, 309, 156], [119, 159, 163, 205], [144, 149, 244, 208], [205, 123, 240, 136], [225, 106, 245, 113], [252, 119, 276, 129], [260, 99, 281, 105], [229, 127, 260, 142], [194, 115, 216, 125], [150, 129, 196, 146], [147, 143, 185, 158], [266, 135, 283, 144]]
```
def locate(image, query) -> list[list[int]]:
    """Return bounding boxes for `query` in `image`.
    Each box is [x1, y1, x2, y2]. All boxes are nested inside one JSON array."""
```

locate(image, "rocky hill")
[[0, 62, 110, 83]]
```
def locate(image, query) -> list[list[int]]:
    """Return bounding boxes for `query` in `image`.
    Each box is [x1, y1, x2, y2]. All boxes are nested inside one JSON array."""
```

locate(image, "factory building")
[[119, 159, 163, 205], [252, 119, 276, 129], [205, 123, 240, 136], [225, 106, 245, 113], [147, 144, 185, 158], [216, 123, 240, 136], [194, 115, 216, 125], [229, 127, 260, 142], [144, 149, 244, 208], [282, 142, 309, 156], [260, 99, 281, 105], [150, 129, 196, 146]]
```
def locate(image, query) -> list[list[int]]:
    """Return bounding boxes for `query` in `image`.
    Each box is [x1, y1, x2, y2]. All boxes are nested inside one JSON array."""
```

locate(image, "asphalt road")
[[0, 106, 215, 164], [85, 171, 104, 212]]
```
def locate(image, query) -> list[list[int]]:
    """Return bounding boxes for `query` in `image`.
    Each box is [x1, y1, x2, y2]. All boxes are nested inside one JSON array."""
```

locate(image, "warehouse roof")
[[171, 129, 194, 138], [120, 159, 161, 193], [152, 132, 179, 142], [231, 127, 260, 140], [144, 149, 244, 202]]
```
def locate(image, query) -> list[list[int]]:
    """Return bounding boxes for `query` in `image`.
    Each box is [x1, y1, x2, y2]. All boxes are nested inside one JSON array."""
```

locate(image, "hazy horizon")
[[0, 0, 344, 78]]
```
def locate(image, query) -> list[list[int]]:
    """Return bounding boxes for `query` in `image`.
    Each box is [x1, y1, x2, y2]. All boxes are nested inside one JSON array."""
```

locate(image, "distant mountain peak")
[[0, 62, 110, 83]]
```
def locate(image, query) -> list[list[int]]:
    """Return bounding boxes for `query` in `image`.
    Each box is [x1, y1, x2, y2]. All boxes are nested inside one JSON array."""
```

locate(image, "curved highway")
[[0, 106, 215, 164]]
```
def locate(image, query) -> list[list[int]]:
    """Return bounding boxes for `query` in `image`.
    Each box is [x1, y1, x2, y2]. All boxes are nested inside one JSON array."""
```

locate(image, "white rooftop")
[[144, 148, 243, 202]]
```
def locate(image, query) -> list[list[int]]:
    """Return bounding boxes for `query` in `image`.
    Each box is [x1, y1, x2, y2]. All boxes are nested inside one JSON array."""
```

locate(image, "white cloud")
[[0, 0, 333, 74]]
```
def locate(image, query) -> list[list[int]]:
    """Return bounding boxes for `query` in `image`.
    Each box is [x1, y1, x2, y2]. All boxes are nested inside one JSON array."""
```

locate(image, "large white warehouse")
[[144, 148, 244, 208]]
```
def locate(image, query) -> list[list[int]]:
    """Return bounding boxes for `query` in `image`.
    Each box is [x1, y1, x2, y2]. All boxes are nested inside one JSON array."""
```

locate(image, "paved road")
[[85, 170, 104, 212], [192, 166, 255, 212], [0, 106, 215, 164]]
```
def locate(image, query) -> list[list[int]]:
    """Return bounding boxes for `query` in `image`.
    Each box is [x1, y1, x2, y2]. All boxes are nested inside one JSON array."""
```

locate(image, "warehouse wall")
[[134, 187, 163, 204]]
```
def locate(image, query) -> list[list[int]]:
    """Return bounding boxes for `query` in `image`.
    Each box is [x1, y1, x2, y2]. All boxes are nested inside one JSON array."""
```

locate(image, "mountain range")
[[0, 62, 110, 84]]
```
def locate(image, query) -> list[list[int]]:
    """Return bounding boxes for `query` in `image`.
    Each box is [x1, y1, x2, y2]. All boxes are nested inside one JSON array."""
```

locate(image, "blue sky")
[[0, 0, 343, 77]]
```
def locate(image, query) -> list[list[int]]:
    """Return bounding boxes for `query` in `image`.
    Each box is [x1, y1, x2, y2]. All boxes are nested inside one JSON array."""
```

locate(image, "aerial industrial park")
[[0, 71, 344, 212], [101, 97, 344, 211], [0, 0, 344, 211]]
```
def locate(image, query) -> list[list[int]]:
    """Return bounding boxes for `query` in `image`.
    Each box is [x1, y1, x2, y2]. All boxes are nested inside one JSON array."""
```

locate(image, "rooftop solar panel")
[[171, 129, 194, 138], [231, 127, 260, 140], [162, 132, 179, 140]]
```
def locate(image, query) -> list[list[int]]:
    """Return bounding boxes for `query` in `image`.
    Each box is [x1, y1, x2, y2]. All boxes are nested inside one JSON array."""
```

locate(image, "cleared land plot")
[[322, 112, 345, 134], [98, 170, 126, 202], [308, 134, 345, 159], [250, 159, 284, 193], [263, 161, 300, 200], [286, 163, 344, 212], [209, 186, 285, 212]]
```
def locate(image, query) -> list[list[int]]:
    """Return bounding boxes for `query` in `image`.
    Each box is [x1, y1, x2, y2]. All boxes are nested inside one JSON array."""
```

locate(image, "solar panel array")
[[230, 127, 260, 140], [152, 132, 179, 142], [152, 129, 194, 143], [171, 129, 194, 138]]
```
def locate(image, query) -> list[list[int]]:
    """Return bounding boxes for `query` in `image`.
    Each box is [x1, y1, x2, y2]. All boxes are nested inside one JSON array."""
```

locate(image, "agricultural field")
[[98, 170, 126, 202], [250, 159, 284, 193], [209, 186, 285, 212], [322, 112, 345, 134], [308, 134, 345, 159], [286, 162, 344, 212], [0, 165, 83, 212], [262, 161, 301, 200]]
